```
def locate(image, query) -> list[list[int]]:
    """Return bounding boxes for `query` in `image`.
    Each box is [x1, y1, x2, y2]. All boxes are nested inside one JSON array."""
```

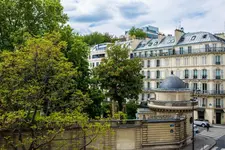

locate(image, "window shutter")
[[199, 70, 202, 79], [213, 69, 216, 79], [189, 82, 192, 90], [180, 70, 183, 79], [212, 55, 215, 65], [189, 70, 192, 79], [206, 69, 208, 79], [221, 69, 224, 79], [221, 56, 223, 65], [221, 99, 224, 107], [199, 82, 202, 91], [152, 59, 155, 67]]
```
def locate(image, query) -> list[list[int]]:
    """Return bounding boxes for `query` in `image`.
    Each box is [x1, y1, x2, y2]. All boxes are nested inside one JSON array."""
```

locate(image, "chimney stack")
[[158, 32, 165, 43], [175, 28, 184, 43]]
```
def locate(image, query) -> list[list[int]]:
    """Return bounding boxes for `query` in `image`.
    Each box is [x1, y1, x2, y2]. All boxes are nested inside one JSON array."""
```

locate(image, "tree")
[[0, 34, 110, 150], [0, 0, 68, 51], [126, 100, 138, 119], [94, 45, 144, 111], [128, 26, 147, 39]]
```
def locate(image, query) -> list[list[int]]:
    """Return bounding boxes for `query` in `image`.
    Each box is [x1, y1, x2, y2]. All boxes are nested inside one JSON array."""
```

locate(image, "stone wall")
[[1, 119, 189, 150]]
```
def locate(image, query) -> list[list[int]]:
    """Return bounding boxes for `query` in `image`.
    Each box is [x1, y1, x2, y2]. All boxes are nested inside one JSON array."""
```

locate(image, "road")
[[199, 126, 225, 149]]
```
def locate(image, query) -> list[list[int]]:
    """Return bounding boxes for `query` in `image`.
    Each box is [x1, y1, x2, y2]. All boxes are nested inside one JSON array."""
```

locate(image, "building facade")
[[133, 28, 225, 124]]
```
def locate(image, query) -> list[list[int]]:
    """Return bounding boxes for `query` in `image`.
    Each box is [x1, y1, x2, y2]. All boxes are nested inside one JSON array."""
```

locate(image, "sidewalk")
[[212, 124, 225, 129], [182, 135, 216, 150]]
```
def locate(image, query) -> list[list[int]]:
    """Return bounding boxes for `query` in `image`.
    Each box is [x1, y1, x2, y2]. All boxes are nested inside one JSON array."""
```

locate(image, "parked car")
[[194, 119, 210, 127], [194, 124, 199, 133]]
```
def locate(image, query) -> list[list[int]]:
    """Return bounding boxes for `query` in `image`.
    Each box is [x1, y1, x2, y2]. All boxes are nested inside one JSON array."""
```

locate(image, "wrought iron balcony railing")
[[134, 47, 225, 58], [193, 90, 225, 95], [149, 100, 198, 107]]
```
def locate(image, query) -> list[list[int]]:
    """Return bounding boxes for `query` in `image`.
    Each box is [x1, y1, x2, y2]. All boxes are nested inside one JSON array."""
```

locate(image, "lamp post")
[[191, 89, 200, 150]]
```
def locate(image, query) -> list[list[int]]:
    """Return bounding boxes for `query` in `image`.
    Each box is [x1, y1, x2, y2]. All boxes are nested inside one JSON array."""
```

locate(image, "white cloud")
[[61, 0, 225, 36]]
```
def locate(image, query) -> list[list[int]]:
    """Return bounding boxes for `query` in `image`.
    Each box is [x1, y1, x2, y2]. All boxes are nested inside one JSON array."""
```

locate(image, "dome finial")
[[171, 71, 173, 75]]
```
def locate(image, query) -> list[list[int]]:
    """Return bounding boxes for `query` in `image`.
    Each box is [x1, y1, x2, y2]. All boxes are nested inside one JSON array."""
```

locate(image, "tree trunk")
[[118, 99, 123, 112]]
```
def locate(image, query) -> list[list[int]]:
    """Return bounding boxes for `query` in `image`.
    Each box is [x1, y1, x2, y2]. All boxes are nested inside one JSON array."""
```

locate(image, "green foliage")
[[126, 100, 138, 119], [0, 34, 110, 150], [129, 26, 147, 39], [83, 32, 118, 46], [0, 0, 68, 51], [94, 44, 144, 111]]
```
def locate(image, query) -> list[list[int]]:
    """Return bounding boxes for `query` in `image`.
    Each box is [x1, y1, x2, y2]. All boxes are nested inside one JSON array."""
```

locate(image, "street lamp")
[[190, 89, 200, 150]]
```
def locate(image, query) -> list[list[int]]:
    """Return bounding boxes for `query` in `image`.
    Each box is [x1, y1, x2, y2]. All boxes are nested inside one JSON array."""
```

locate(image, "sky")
[[61, 0, 225, 36]]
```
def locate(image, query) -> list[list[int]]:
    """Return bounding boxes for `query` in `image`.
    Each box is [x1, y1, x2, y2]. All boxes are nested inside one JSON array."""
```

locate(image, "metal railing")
[[149, 100, 198, 106], [134, 47, 225, 58], [194, 90, 225, 95]]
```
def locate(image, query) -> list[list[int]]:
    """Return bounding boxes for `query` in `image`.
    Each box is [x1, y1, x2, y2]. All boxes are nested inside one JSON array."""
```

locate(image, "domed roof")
[[159, 74, 186, 90]]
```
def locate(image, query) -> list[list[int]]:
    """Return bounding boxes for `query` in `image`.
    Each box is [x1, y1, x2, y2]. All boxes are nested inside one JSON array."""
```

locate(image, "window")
[[184, 57, 189, 66], [193, 57, 197, 65], [156, 70, 160, 78], [96, 62, 99, 66], [156, 60, 160, 67], [202, 69, 207, 79], [202, 34, 207, 39], [142, 93, 144, 100], [193, 83, 198, 90], [147, 82, 151, 90], [193, 69, 198, 79], [145, 51, 147, 57], [202, 56, 206, 65], [188, 46, 192, 53], [176, 58, 180, 66], [191, 36, 196, 40], [185, 69, 189, 78], [92, 63, 95, 67], [213, 44, 217, 51], [147, 60, 150, 67], [215, 99, 223, 108], [147, 71, 150, 78], [142, 71, 145, 76], [215, 56, 221, 65], [185, 83, 189, 88], [216, 69, 221, 79], [154, 42, 158, 45], [134, 53, 136, 57], [156, 82, 160, 88], [215, 84, 221, 94], [200, 98, 207, 107], [205, 44, 210, 52], [179, 47, 184, 54], [202, 83, 207, 93], [142, 61, 144, 67], [139, 52, 142, 57]]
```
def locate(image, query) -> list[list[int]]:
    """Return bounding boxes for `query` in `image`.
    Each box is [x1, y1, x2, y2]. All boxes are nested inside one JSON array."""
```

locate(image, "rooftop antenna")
[[178, 20, 182, 30]]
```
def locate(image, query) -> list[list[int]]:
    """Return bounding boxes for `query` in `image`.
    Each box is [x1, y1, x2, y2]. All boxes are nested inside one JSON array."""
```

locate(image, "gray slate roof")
[[134, 31, 225, 51]]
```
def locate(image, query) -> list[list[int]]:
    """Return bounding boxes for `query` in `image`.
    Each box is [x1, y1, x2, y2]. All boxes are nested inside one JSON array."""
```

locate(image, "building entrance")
[[198, 111, 205, 120], [216, 113, 221, 124]]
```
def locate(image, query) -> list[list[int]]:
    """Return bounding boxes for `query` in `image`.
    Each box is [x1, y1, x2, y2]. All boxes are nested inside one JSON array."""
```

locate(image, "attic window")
[[148, 42, 153, 46], [203, 34, 207, 39], [180, 37, 185, 42], [170, 39, 175, 43], [191, 36, 196, 41], [154, 42, 158, 45]]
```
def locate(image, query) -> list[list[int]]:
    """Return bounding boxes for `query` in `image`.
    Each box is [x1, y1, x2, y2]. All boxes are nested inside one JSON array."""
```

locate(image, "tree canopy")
[[0, 0, 68, 51], [128, 26, 147, 39], [82, 32, 118, 46], [0, 34, 110, 150], [94, 45, 144, 111]]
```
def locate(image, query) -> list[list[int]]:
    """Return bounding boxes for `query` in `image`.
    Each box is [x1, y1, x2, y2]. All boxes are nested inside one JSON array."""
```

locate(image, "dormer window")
[[154, 42, 158, 45], [202, 34, 207, 39], [191, 36, 196, 41], [180, 37, 185, 42], [148, 42, 153, 46]]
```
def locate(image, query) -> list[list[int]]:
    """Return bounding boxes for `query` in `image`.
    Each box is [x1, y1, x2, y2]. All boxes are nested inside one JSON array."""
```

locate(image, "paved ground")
[[182, 135, 215, 150], [199, 126, 225, 149]]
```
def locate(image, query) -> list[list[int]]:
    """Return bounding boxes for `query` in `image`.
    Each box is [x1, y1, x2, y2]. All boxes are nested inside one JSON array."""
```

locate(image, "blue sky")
[[61, 0, 225, 36]]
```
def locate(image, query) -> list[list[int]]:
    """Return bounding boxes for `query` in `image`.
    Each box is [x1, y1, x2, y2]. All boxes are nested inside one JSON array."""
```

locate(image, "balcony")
[[194, 90, 225, 95], [202, 75, 207, 79], [215, 76, 221, 79], [215, 61, 221, 65], [148, 100, 198, 110], [216, 105, 223, 108], [193, 75, 198, 79], [133, 47, 225, 58], [199, 104, 207, 107]]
